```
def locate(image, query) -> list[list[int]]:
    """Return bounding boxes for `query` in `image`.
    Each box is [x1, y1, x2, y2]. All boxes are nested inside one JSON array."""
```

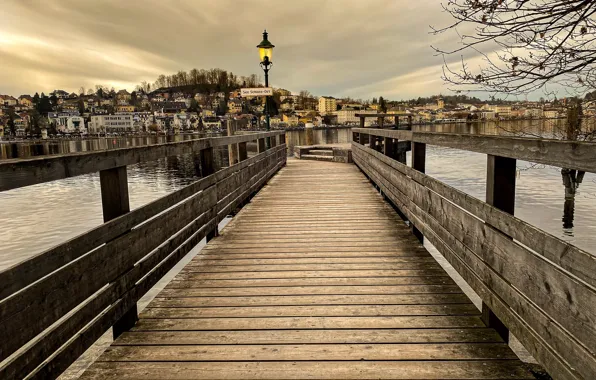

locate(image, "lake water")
[[0, 122, 594, 270]]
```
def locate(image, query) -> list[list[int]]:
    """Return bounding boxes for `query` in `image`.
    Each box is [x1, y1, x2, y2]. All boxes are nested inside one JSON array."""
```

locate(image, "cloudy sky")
[[1, 0, 479, 100]]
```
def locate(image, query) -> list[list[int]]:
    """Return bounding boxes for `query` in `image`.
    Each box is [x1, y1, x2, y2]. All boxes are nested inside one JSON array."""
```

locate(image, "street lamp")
[[257, 30, 274, 133]]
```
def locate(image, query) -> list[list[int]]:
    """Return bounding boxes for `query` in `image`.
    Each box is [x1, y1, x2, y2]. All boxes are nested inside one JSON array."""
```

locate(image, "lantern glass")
[[259, 47, 272, 63]]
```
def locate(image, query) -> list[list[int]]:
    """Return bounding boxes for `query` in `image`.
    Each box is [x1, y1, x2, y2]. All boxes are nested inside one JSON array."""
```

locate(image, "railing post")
[[238, 142, 248, 162], [200, 147, 218, 242], [368, 134, 376, 150], [411, 142, 426, 243], [359, 116, 365, 129], [99, 166, 137, 339], [483, 154, 516, 343], [227, 120, 238, 166], [383, 137, 395, 158], [257, 138, 266, 153], [394, 116, 399, 129]]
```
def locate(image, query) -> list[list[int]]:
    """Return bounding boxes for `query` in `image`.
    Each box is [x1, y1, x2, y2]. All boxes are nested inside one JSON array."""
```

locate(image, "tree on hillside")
[[49, 94, 58, 108], [37, 93, 52, 114], [7, 110, 16, 136], [78, 98, 85, 114], [378, 96, 387, 113], [433, 1, 596, 95]]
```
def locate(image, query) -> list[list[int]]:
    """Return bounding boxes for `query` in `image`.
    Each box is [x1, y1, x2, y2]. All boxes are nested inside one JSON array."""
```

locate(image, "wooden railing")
[[0, 131, 286, 380], [352, 128, 596, 380]]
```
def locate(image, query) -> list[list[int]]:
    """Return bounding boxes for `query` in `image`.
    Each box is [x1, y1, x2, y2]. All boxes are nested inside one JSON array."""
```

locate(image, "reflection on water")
[[0, 122, 594, 271], [413, 118, 596, 140]]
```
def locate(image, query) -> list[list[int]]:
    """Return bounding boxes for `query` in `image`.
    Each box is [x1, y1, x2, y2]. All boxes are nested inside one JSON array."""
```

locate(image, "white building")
[[48, 112, 80, 131], [89, 114, 134, 133], [65, 116, 86, 134]]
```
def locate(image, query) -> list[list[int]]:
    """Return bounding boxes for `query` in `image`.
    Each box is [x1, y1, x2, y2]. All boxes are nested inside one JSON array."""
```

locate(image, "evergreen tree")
[[378, 96, 387, 113]]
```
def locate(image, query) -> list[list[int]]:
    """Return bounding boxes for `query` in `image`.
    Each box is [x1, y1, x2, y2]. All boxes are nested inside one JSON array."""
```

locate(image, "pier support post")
[[411, 142, 426, 243], [483, 154, 516, 343], [200, 147, 218, 242], [227, 120, 238, 166], [99, 166, 137, 339], [238, 142, 248, 162], [257, 138, 266, 153]]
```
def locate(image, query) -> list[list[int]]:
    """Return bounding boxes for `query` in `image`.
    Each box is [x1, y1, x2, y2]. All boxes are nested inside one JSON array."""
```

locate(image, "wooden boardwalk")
[[81, 160, 532, 379]]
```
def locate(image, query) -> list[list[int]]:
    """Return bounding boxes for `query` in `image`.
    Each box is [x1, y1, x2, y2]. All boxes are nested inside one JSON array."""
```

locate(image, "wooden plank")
[[140, 304, 479, 318], [180, 263, 441, 272], [159, 284, 463, 297], [149, 294, 473, 307], [115, 328, 503, 345], [131, 316, 486, 331], [165, 276, 452, 288], [189, 257, 432, 265], [80, 360, 534, 379], [99, 343, 516, 361]]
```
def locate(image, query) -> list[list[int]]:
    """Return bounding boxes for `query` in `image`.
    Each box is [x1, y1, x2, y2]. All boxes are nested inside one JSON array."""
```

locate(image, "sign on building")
[[241, 88, 273, 97]]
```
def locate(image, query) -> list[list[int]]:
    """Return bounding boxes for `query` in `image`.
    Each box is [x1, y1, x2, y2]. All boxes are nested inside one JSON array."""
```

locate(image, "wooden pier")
[[79, 159, 530, 379], [0, 130, 595, 380]]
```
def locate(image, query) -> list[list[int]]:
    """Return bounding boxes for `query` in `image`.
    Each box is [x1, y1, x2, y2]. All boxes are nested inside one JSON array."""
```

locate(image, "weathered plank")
[[115, 328, 502, 345], [141, 304, 479, 318], [80, 361, 534, 379], [100, 343, 516, 361]]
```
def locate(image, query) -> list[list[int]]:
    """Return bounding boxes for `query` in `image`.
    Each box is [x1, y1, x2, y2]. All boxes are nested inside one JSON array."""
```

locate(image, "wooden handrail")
[[351, 137, 596, 380], [0, 131, 285, 191], [353, 128, 596, 173], [0, 137, 287, 380]]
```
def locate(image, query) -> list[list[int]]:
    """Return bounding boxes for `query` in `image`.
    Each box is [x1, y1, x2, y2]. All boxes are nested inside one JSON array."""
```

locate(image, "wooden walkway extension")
[[81, 160, 533, 379]]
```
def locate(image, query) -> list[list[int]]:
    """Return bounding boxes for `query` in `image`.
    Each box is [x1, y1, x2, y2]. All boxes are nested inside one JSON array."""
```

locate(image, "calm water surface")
[[0, 122, 594, 270]]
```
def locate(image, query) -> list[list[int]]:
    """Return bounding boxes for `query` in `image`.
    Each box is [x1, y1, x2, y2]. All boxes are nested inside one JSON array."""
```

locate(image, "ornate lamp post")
[[257, 30, 275, 133]]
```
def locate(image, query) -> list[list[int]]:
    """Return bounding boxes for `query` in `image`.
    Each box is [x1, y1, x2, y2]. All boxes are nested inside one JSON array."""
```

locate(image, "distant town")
[[0, 67, 592, 139]]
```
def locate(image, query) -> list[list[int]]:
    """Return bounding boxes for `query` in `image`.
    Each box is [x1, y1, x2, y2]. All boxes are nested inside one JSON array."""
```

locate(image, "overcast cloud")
[[1, 0, 476, 99]]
